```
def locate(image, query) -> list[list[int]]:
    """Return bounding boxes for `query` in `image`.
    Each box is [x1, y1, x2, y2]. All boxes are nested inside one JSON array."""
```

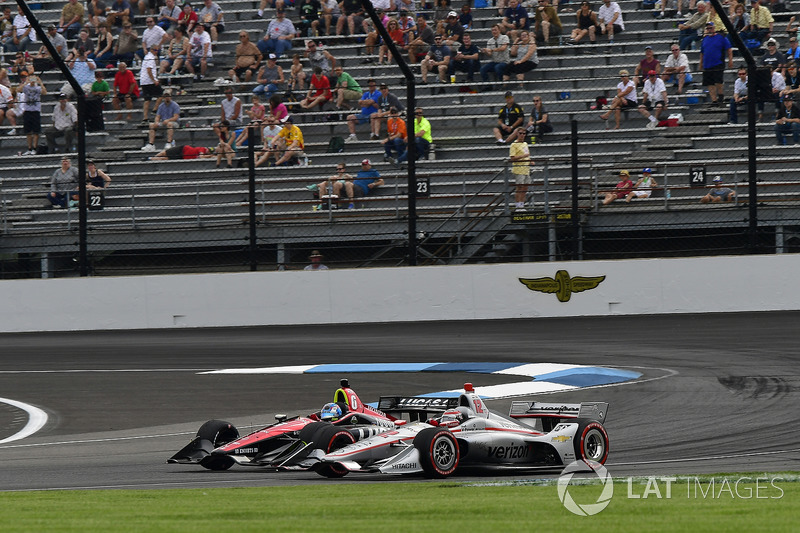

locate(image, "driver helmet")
[[320, 402, 342, 421], [433, 408, 468, 428]]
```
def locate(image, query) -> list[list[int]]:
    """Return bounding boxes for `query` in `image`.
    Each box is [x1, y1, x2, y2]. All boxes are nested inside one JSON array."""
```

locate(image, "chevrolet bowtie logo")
[[519, 270, 605, 302], [551, 435, 572, 443]]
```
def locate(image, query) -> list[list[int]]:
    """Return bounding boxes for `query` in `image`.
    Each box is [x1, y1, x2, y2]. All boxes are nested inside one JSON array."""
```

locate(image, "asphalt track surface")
[[1, 312, 799, 491]]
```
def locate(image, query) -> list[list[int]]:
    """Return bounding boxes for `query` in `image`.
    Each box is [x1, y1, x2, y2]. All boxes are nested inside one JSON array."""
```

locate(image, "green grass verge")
[[0, 474, 797, 533]]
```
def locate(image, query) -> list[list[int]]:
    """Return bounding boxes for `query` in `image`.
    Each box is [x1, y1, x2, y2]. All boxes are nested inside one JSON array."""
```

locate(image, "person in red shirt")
[[382, 107, 407, 163], [299, 66, 331, 110], [112, 62, 140, 121], [150, 144, 217, 160], [602, 169, 634, 205]]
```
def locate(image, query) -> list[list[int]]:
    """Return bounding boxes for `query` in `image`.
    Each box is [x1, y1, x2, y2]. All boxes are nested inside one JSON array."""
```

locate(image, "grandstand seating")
[[1, 0, 799, 271]]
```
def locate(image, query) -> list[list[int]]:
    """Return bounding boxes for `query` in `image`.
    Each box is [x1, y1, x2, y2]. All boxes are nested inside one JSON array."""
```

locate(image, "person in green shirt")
[[333, 65, 361, 110], [397, 107, 432, 163], [90, 70, 110, 99]]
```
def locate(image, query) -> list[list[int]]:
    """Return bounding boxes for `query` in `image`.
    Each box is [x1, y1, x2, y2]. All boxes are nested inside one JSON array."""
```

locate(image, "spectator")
[[255, 115, 304, 166], [143, 89, 180, 151], [90, 23, 115, 65], [599, 69, 637, 129], [0, 8, 14, 52], [213, 120, 236, 167], [742, 0, 773, 43], [47, 157, 79, 208], [662, 44, 692, 94], [233, 95, 266, 148], [378, 18, 405, 65], [268, 93, 289, 123], [139, 44, 163, 123], [160, 26, 190, 76], [178, 2, 199, 34], [0, 80, 17, 135], [433, 0, 451, 31], [768, 63, 785, 117], [332, 65, 361, 111], [786, 35, 800, 65], [346, 79, 380, 142], [639, 70, 668, 129], [421, 34, 451, 85], [258, 8, 296, 58], [501, 0, 529, 43], [570, 1, 599, 46], [253, 0, 295, 19], [602, 169, 634, 205], [678, 2, 708, 50], [397, 107, 432, 163], [480, 25, 510, 91], [729, 67, 752, 124], [362, 10, 389, 60], [85, 160, 112, 192], [701, 176, 736, 203], [198, 0, 224, 43], [7, 7, 34, 53], [526, 94, 553, 141], [0, 68, 9, 88], [253, 54, 285, 98], [508, 127, 531, 209], [136, 15, 168, 60], [305, 40, 337, 84], [442, 10, 465, 47], [774, 94, 800, 144], [700, 22, 733, 105], [90, 70, 110, 100], [315, 163, 352, 209], [21, 74, 45, 155], [397, 9, 416, 48], [150, 144, 216, 160], [534, 0, 561, 44], [504, 30, 538, 88], [624, 168, 658, 202], [228, 31, 262, 83], [304, 250, 328, 270], [370, 82, 404, 140], [449, 33, 480, 84], [494, 91, 525, 144], [760, 37, 785, 70], [382, 106, 407, 164], [60, 47, 97, 99], [783, 62, 800, 98], [45, 93, 77, 153], [69, 28, 94, 62], [186, 23, 212, 81], [59, 0, 85, 40], [408, 16, 435, 64], [112, 62, 140, 121], [655, 0, 687, 19], [138, 0, 159, 16], [297, 0, 322, 38], [107, 0, 133, 31], [321, 0, 342, 37], [86, 0, 108, 34], [706, 5, 726, 36], [215, 87, 242, 137], [11, 54, 32, 83], [731, 3, 750, 37], [260, 115, 283, 147], [460, 4, 473, 30], [113, 22, 139, 66], [597, 0, 624, 45], [340, 159, 383, 209], [633, 46, 661, 87], [38, 25, 68, 62], [299, 65, 332, 110], [337, 0, 365, 38], [158, 0, 182, 32]]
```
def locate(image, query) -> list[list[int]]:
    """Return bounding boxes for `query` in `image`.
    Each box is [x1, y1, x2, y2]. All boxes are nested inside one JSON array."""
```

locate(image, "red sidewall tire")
[[575, 420, 609, 465], [414, 428, 460, 478]]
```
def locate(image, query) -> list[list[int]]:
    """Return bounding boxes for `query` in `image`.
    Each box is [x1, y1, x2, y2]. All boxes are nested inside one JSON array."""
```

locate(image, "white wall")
[[0, 254, 797, 332]]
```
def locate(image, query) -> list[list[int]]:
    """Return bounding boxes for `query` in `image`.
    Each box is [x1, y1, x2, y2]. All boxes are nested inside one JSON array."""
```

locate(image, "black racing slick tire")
[[312, 425, 357, 478], [196, 420, 239, 471], [574, 419, 609, 465], [414, 428, 460, 478]]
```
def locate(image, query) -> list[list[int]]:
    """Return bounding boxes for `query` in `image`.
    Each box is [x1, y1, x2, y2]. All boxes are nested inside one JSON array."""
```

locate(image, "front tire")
[[414, 428, 459, 478], [312, 425, 356, 478], [196, 420, 239, 471], [574, 419, 609, 464]]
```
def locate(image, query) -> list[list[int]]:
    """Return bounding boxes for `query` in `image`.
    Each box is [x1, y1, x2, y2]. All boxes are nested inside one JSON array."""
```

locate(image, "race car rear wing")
[[376, 396, 461, 422], [509, 401, 609, 431]]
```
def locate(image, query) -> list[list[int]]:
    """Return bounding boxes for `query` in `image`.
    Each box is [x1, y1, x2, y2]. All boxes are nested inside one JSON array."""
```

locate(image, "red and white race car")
[[309, 383, 610, 478]]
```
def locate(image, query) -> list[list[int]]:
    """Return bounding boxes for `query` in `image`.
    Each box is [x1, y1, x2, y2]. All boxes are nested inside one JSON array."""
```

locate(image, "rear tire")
[[574, 419, 609, 464], [196, 420, 239, 471], [414, 428, 459, 478], [312, 425, 356, 478]]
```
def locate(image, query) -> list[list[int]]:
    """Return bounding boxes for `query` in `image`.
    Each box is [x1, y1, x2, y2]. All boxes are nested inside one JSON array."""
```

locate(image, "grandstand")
[[1, 0, 799, 277]]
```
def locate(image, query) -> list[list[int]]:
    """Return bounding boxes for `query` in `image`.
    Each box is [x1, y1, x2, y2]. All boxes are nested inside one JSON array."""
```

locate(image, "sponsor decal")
[[397, 398, 455, 408], [234, 447, 259, 454], [392, 462, 418, 470], [551, 435, 572, 443], [528, 405, 579, 414], [486, 444, 531, 460], [519, 270, 605, 302]]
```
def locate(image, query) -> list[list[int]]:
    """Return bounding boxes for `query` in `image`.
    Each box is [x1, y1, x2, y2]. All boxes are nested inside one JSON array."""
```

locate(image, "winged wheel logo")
[[519, 270, 605, 302]]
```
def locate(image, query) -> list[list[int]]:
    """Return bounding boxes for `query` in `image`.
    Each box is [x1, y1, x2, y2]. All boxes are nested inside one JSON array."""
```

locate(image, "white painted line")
[[0, 397, 49, 444], [0, 369, 214, 374], [200, 365, 318, 375]]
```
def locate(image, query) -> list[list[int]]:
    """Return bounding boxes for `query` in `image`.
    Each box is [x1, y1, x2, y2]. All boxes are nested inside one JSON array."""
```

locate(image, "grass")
[[0, 474, 797, 532]]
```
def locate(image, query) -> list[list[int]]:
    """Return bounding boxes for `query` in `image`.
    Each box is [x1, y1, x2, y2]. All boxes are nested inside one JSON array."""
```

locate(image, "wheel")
[[414, 428, 459, 478], [297, 421, 328, 444], [573, 419, 609, 465], [201, 455, 236, 471], [312, 425, 357, 478], [196, 420, 239, 448]]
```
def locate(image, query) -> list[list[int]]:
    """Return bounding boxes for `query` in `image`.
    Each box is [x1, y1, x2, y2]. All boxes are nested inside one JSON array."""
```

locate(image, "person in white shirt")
[[139, 44, 163, 123], [599, 69, 637, 129], [0, 82, 17, 135], [662, 44, 692, 94], [597, 0, 623, 44], [639, 70, 668, 128], [45, 93, 77, 152], [137, 15, 167, 61], [187, 23, 212, 81], [8, 7, 36, 52]]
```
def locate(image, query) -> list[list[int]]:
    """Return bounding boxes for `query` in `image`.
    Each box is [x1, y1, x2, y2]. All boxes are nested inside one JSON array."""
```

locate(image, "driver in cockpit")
[[427, 406, 472, 428], [320, 402, 343, 421]]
